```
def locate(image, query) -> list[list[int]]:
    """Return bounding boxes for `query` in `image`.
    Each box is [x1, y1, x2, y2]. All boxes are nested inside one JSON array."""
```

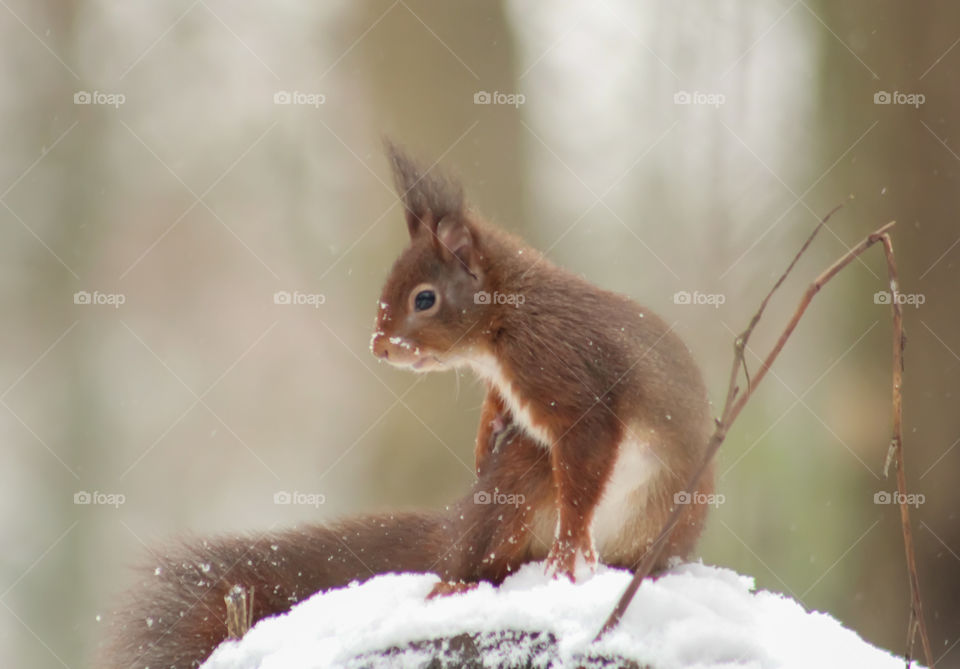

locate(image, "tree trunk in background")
[[818, 1, 960, 662], [63, 11, 115, 666], [4, 3, 109, 666], [354, 0, 526, 499], [356, 0, 526, 227]]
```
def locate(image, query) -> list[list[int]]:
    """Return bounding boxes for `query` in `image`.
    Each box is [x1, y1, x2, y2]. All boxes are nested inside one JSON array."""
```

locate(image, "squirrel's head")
[[370, 142, 489, 372]]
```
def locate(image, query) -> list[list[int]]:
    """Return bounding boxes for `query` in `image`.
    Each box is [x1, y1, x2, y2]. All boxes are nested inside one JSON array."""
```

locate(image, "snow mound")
[[202, 562, 911, 669]]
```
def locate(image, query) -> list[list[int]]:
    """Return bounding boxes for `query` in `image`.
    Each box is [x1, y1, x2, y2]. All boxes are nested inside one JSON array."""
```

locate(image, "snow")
[[202, 562, 913, 669]]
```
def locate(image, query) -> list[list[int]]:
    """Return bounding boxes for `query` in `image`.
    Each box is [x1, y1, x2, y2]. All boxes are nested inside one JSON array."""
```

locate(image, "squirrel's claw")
[[426, 580, 479, 600], [545, 537, 598, 582]]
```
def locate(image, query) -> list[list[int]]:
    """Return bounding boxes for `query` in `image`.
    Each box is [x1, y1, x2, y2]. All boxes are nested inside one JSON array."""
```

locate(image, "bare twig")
[[595, 215, 933, 669], [880, 234, 933, 668], [595, 206, 841, 638], [738, 204, 841, 395], [225, 585, 255, 640]]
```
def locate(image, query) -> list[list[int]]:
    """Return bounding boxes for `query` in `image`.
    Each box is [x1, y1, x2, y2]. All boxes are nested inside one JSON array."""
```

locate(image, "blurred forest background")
[[1, 1, 958, 667]]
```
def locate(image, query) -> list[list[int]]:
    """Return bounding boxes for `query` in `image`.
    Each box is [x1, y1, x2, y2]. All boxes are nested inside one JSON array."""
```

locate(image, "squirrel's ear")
[[436, 217, 481, 279], [384, 138, 464, 242]]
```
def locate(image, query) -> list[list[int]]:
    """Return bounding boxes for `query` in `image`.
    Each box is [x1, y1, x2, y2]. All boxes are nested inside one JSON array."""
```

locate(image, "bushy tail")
[[102, 512, 447, 668]]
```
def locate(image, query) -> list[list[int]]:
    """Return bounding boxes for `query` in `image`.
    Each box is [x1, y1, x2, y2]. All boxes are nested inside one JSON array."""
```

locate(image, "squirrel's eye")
[[414, 290, 436, 312]]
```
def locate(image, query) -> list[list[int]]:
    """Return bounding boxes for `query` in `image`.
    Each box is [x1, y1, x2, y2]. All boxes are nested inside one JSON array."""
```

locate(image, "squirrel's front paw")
[[426, 580, 479, 600], [545, 540, 597, 582]]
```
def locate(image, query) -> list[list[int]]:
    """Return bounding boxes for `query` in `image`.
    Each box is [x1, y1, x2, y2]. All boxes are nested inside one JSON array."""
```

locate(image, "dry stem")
[[225, 584, 255, 640], [595, 214, 933, 668]]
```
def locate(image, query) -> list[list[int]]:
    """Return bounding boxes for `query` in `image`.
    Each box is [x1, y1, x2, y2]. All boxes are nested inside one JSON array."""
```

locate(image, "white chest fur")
[[466, 353, 554, 448], [465, 353, 661, 554]]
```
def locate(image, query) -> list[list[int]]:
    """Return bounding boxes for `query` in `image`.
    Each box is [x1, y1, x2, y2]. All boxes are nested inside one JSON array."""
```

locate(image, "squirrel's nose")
[[371, 335, 389, 359]]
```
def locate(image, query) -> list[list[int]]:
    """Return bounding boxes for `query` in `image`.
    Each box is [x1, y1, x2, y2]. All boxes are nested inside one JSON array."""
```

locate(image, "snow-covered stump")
[[345, 630, 642, 668], [202, 563, 916, 669]]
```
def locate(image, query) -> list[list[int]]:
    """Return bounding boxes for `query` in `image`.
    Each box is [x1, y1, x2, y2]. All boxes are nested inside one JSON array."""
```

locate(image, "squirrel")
[[101, 143, 714, 668], [370, 142, 714, 582]]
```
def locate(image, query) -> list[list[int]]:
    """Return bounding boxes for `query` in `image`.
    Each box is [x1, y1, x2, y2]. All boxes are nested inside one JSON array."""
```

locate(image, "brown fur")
[[371, 143, 714, 581], [474, 385, 509, 473], [102, 425, 709, 667]]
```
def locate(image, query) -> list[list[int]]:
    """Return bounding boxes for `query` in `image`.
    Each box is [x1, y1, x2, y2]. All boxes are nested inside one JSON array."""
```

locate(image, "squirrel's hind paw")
[[426, 580, 479, 600]]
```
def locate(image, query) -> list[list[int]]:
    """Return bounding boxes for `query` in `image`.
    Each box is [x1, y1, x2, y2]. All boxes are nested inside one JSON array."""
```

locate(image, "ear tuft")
[[384, 138, 465, 241]]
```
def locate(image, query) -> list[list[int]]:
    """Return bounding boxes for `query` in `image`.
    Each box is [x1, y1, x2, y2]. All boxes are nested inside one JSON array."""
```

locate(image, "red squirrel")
[[102, 144, 713, 669], [371, 142, 714, 582]]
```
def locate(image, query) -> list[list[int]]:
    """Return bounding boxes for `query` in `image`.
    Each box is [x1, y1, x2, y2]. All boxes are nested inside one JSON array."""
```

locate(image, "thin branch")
[[595, 207, 842, 638], [880, 234, 933, 668], [595, 216, 933, 669], [738, 204, 841, 394]]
